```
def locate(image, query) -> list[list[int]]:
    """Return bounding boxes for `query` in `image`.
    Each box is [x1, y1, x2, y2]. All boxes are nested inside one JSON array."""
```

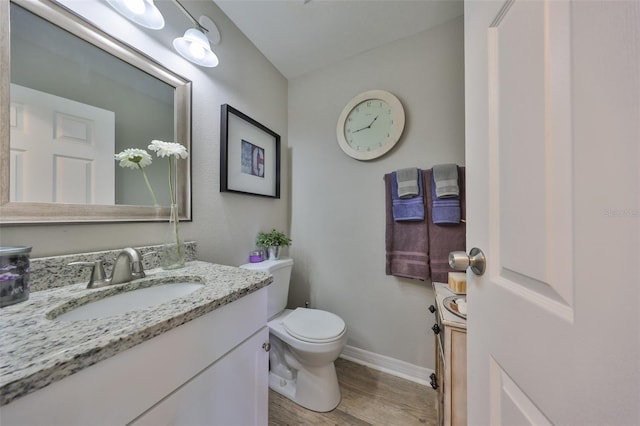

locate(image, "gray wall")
[[288, 17, 465, 369], [1, 0, 289, 267]]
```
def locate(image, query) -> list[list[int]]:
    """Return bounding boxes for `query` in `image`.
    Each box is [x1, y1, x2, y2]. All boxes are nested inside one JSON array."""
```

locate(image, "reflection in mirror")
[[1, 0, 192, 224]]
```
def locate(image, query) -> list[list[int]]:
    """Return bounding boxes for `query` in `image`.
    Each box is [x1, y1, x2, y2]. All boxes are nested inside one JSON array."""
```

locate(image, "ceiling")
[[213, 0, 464, 80]]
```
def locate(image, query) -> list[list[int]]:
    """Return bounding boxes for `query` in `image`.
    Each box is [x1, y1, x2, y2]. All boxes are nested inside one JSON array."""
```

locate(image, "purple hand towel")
[[431, 173, 461, 224], [391, 170, 424, 221], [384, 173, 430, 281], [425, 167, 466, 283]]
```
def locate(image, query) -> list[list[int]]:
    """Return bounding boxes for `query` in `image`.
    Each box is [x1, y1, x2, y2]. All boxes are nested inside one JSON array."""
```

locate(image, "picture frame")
[[220, 104, 281, 198]]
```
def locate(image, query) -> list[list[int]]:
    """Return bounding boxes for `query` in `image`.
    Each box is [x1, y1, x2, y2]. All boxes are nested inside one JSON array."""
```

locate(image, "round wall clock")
[[336, 89, 405, 161]]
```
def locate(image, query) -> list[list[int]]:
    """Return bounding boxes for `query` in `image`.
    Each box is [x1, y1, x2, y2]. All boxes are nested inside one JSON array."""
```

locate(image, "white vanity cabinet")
[[0, 287, 269, 426], [133, 327, 269, 425]]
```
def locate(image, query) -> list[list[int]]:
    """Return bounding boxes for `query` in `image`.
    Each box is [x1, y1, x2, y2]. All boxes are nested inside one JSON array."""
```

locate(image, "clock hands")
[[352, 115, 379, 133]]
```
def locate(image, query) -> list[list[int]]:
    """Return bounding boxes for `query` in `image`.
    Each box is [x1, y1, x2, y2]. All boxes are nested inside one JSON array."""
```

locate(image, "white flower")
[[114, 148, 158, 205], [114, 140, 189, 209], [114, 148, 153, 169], [148, 140, 189, 159]]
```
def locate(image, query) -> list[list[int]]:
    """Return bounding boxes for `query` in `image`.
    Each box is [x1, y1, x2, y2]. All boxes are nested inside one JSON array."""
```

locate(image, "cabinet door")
[[434, 335, 445, 426], [133, 327, 269, 426], [445, 327, 466, 426]]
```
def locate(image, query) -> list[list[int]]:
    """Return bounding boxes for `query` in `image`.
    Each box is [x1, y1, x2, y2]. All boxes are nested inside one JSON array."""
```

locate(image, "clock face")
[[336, 90, 405, 160], [344, 99, 396, 153]]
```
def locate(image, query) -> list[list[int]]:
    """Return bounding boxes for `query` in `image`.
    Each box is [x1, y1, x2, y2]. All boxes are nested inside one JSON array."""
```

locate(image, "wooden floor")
[[269, 358, 438, 426]]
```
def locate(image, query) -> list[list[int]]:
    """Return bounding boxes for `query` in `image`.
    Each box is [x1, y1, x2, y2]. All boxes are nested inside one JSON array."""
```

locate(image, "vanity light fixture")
[[107, 0, 220, 68], [171, 0, 219, 67], [106, 0, 165, 30], [173, 26, 219, 68]]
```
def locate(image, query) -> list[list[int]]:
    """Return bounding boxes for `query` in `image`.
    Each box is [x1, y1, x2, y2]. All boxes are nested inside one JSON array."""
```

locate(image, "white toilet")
[[240, 257, 347, 412]]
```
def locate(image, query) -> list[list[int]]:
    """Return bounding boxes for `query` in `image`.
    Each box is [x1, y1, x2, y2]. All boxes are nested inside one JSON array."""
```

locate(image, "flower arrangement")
[[115, 140, 189, 269]]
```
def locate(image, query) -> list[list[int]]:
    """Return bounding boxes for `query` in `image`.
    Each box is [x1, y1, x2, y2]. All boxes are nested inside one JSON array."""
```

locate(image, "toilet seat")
[[283, 308, 346, 343]]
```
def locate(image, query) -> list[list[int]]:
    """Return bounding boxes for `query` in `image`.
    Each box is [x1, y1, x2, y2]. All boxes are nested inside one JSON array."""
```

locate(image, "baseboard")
[[340, 345, 434, 387]]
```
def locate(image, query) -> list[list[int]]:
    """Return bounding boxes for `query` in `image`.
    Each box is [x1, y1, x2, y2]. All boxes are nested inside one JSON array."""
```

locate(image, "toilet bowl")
[[240, 258, 347, 412], [268, 308, 347, 412]]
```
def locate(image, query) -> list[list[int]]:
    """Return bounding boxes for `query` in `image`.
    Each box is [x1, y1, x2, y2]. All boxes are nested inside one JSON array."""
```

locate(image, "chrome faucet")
[[69, 247, 146, 288], [110, 248, 146, 285]]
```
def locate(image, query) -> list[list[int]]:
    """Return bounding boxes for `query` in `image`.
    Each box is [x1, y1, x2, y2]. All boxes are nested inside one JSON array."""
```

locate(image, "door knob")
[[449, 247, 486, 276]]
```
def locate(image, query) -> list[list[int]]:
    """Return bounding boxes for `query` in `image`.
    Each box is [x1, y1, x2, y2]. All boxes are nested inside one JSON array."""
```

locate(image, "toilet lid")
[[283, 308, 346, 343]]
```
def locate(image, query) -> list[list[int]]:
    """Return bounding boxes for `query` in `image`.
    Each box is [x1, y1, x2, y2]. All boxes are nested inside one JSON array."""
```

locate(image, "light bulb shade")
[[106, 0, 165, 30], [173, 28, 219, 68]]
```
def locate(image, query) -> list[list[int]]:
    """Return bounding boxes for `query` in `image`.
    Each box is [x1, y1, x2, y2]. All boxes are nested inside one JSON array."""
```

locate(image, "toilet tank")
[[240, 258, 293, 319]]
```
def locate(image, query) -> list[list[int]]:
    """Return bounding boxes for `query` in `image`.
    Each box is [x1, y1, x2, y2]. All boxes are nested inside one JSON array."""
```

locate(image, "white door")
[[465, 1, 639, 425], [9, 84, 115, 204]]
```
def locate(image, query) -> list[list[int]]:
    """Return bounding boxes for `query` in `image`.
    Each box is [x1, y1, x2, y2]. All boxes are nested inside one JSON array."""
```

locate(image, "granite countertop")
[[0, 261, 272, 406]]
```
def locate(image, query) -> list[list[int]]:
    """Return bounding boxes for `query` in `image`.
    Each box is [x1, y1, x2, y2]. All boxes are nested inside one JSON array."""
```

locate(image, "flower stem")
[[138, 164, 159, 206], [168, 157, 176, 206], [168, 157, 184, 264]]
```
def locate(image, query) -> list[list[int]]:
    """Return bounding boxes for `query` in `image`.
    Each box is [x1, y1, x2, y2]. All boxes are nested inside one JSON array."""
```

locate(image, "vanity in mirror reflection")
[[1, 0, 192, 223]]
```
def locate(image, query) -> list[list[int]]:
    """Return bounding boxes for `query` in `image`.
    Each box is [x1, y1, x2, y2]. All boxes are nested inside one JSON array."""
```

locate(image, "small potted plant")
[[256, 229, 292, 260]]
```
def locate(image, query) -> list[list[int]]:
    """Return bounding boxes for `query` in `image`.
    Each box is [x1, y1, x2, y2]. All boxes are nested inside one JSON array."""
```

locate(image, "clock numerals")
[[337, 90, 405, 160]]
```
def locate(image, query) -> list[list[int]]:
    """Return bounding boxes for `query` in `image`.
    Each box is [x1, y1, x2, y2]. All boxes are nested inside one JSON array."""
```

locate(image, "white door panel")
[[9, 84, 115, 204], [488, 0, 574, 315], [465, 0, 639, 424], [489, 357, 552, 426]]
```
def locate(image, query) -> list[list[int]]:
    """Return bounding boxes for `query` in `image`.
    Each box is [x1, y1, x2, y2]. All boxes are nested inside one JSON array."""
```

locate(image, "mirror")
[[1, 0, 192, 224]]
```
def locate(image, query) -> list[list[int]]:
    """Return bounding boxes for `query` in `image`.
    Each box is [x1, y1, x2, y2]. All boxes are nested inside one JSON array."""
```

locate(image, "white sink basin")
[[54, 283, 204, 321]]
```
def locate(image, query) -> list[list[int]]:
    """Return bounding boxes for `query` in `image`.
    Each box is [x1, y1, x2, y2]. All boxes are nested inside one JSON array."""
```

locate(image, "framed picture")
[[220, 104, 281, 198]]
